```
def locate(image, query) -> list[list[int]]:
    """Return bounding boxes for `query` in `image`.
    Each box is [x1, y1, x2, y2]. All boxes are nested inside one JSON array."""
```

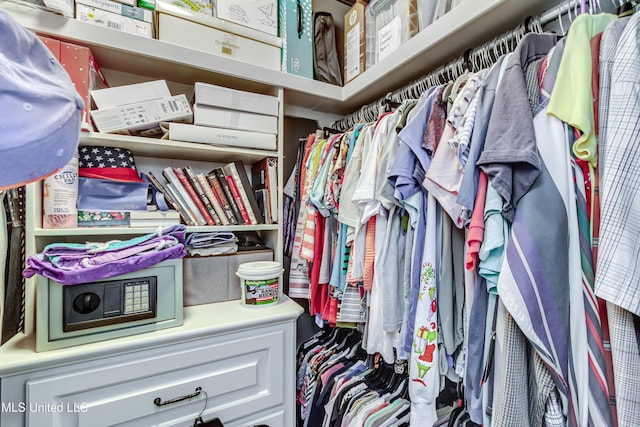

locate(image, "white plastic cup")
[[236, 261, 283, 307]]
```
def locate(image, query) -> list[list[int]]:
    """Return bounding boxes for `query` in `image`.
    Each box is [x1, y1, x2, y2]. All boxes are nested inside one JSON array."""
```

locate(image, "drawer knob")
[[153, 386, 203, 406]]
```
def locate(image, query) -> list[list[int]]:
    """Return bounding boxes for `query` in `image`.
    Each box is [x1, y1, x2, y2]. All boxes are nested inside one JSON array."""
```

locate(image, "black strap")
[[2, 186, 25, 345]]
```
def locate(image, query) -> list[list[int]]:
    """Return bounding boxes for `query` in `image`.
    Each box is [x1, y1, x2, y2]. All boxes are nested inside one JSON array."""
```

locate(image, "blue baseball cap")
[[0, 10, 83, 189]]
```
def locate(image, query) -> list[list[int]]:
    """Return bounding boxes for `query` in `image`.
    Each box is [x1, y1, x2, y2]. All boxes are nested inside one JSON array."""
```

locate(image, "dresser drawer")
[[23, 327, 286, 426]]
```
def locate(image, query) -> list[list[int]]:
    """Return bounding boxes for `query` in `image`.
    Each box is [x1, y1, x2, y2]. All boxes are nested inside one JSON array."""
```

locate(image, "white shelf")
[[33, 224, 279, 236], [4, 0, 558, 115], [79, 132, 276, 164]]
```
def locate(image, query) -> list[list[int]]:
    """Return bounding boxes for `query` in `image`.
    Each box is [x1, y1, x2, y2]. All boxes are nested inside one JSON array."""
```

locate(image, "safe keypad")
[[124, 282, 150, 314]]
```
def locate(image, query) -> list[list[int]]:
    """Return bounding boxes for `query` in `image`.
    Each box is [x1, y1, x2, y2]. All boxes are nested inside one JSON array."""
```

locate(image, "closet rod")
[[331, 20, 534, 130], [539, 0, 584, 25], [331, 0, 594, 131]]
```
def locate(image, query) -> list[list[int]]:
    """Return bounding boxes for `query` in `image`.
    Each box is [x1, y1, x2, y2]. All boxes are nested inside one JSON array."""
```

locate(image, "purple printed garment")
[[23, 225, 186, 285]]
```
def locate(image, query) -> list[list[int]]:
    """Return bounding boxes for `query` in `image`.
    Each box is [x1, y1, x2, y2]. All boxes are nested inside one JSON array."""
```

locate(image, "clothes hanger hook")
[[558, 3, 566, 36], [192, 388, 209, 426]]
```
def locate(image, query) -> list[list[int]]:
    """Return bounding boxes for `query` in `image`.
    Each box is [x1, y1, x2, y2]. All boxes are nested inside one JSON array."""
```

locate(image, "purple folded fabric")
[[23, 225, 186, 285]]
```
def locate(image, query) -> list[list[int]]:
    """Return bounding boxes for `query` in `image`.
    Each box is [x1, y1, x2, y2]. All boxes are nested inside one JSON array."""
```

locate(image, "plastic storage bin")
[[365, 0, 419, 69]]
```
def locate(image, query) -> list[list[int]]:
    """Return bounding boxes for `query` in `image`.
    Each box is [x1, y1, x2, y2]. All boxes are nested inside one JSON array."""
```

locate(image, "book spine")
[[184, 166, 221, 225], [225, 173, 252, 225], [165, 183, 198, 227], [147, 171, 195, 226], [207, 173, 239, 225], [228, 160, 264, 224], [162, 167, 207, 226], [212, 168, 245, 225], [255, 189, 271, 224], [196, 173, 229, 225], [173, 167, 215, 226]]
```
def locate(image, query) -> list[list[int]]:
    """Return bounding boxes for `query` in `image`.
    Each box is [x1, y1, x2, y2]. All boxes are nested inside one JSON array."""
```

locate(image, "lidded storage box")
[[365, 0, 419, 68]]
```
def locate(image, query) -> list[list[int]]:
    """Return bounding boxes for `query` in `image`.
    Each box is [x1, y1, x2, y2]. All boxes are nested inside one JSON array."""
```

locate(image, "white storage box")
[[156, 0, 281, 70], [76, 0, 153, 22], [91, 80, 172, 109], [194, 105, 278, 134], [168, 123, 277, 150], [90, 95, 193, 136], [216, 0, 277, 36], [75, 3, 153, 38], [194, 82, 279, 116]]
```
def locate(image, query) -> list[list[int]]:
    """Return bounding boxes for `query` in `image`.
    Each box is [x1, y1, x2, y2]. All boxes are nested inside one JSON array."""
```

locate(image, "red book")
[[207, 172, 239, 225], [173, 167, 216, 226], [225, 174, 252, 225]]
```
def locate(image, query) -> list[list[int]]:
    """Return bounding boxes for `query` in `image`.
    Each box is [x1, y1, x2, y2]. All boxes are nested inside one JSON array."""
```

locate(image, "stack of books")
[[168, 82, 279, 151], [147, 160, 271, 226]]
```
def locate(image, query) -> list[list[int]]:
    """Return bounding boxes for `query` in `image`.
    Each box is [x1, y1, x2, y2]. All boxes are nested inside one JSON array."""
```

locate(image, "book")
[[210, 167, 245, 225], [255, 189, 271, 224], [129, 210, 181, 220], [195, 172, 229, 225], [146, 171, 196, 226], [224, 172, 252, 224], [129, 210, 181, 227], [77, 211, 131, 227], [168, 123, 277, 151], [251, 157, 277, 223], [162, 167, 207, 226], [223, 160, 264, 224], [166, 182, 200, 226], [183, 166, 222, 225], [173, 167, 216, 226], [206, 172, 239, 225]]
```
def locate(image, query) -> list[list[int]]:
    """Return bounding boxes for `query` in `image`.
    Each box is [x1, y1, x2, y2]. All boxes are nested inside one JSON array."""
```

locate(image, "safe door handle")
[[154, 387, 203, 406]]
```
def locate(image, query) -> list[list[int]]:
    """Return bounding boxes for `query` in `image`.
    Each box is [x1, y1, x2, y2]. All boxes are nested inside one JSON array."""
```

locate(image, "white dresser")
[[0, 298, 303, 427]]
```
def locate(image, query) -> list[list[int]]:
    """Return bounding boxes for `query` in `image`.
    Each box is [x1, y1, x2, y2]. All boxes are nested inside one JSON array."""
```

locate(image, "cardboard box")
[[216, 0, 277, 36], [194, 105, 278, 134], [76, 0, 154, 22], [38, 37, 110, 132], [91, 80, 172, 110], [169, 123, 277, 150], [344, 0, 366, 83], [159, 0, 212, 15], [279, 0, 313, 78], [75, 3, 154, 38], [59, 42, 109, 132], [156, 0, 281, 70], [182, 249, 273, 306], [193, 82, 279, 116], [90, 94, 193, 136], [115, 0, 137, 7]]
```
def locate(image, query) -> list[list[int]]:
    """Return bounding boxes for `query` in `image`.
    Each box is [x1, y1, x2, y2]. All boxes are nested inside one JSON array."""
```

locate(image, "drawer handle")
[[154, 386, 203, 407]]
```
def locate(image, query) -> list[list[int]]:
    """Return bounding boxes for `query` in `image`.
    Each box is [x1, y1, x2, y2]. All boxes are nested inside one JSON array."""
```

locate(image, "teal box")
[[279, 0, 314, 78]]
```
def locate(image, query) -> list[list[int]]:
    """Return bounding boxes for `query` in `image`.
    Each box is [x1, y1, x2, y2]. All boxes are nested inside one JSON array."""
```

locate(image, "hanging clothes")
[[291, 11, 640, 425]]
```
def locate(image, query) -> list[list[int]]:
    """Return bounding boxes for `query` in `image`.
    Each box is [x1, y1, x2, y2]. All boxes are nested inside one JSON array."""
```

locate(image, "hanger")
[[192, 389, 220, 427], [322, 127, 342, 139], [557, 1, 567, 35]]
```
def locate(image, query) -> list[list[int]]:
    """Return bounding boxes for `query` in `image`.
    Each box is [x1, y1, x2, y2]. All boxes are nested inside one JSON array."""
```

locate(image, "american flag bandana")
[[78, 146, 145, 183]]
